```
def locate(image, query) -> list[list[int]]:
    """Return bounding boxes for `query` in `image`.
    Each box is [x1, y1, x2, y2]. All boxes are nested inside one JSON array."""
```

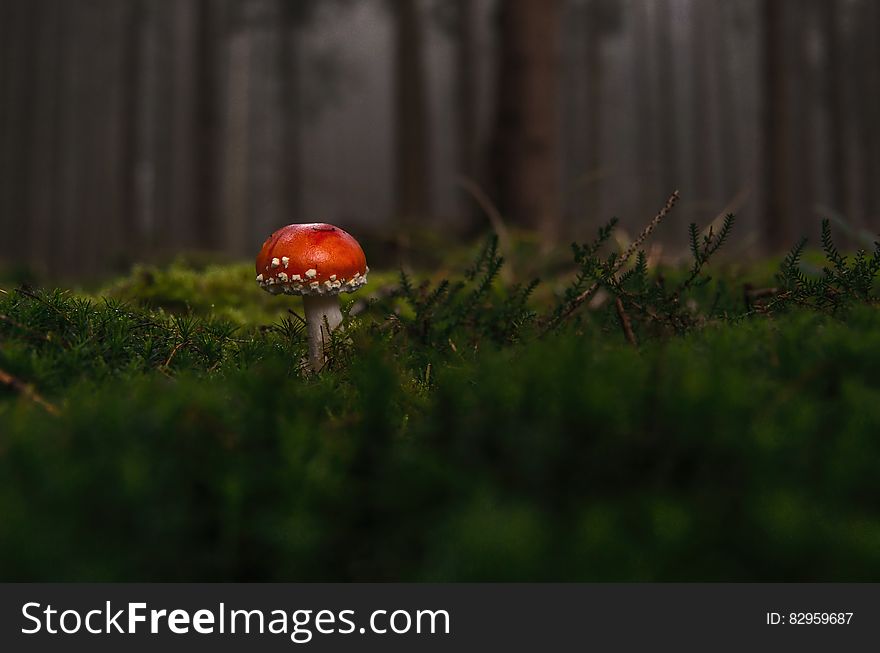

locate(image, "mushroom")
[[256, 223, 368, 371]]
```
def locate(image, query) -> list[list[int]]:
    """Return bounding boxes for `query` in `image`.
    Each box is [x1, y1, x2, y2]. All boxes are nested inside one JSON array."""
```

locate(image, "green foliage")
[[98, 260, 387, 326], [0, 288, 303, 395], [549, 218, 619, 326], [2, 219, 880, 581], [551, 214, 736, 338], [774, 220, 880, 313], [391, 236, 539, 352]]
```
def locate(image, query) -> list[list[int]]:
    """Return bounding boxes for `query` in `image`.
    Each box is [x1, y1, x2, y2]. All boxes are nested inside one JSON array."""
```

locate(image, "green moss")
[[1, 224, 880, 581]]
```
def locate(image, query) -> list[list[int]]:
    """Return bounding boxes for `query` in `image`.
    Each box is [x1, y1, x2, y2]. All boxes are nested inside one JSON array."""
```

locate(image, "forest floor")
[[1, 218, 879, 581]]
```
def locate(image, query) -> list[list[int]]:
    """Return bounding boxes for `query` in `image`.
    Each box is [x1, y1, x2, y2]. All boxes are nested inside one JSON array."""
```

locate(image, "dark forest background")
[[1, 0, 879, 279]]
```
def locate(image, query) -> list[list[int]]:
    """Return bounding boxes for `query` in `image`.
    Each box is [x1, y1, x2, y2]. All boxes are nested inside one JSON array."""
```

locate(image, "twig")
[[457, 176, 514, 283], [737, 290, 794, 319], [701, 186, 750, 238], [614, 298, 638, 347], [162, 340, 190, 370], [611, 191, 680, 278], [614, 288, 666, 326], [0, 367, 60, 416], [552, 190, 680, 327]]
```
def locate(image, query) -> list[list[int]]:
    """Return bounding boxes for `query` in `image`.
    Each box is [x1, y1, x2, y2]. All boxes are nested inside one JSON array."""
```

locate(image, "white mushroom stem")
[[302, 294, 343, 371]]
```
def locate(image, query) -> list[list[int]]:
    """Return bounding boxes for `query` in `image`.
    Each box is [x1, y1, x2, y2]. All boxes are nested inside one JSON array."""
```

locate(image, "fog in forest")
[[1, 0, 878, 278]]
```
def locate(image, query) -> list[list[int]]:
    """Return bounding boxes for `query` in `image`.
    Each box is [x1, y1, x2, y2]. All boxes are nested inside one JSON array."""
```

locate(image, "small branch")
[[551, 190, 680, 327], [457, 176, 514, 283], [162, 340, 190, 370], [739, 290, 793, 318], [457, 176, 512, 249], [0, 368, 60, 416], [702, 185, 750, 237], [612, 191, 680, 278], [614, 297, 638, 347], [614, 288, 668, 325]]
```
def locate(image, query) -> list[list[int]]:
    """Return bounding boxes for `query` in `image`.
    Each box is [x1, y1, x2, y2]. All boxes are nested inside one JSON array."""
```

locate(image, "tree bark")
[[633, 1, 658, 214], [690, 0, 719, 219], [168, 0, 199, 251], [583, 1, 605, 222], [192, 0, 224, 249], [454, 0, 477, 183], [79, 0, 131, 276], [714, 2, 742, 208], [390, 0, 432, 224], [655, 0, 679, 202], [490, 0, 562, 238], [857, 0, 880, 226], [150, 0, 175, 256], [222, 8, 252, 257], [280, 1, 305, 224], [1, 0, 36, 265], [28, 0, 64, 273], [118, 0, 145, 260], [789, 2, 817, 233], [760, 0, 790, 252], [821, 0, 847, 218]]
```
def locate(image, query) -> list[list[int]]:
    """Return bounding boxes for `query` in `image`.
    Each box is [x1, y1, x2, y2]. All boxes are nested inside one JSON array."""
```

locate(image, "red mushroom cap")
[[255, 223, 369, 295]]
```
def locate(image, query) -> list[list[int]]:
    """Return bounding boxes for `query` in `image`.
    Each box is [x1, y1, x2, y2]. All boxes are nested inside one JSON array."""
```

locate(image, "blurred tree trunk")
[[280, 3, 305, 224], [583, 2, 604, 221], [789, 3, 817, 233], [90, 0, 129, 274], [192, 0, 224, 249], [759, 0, 790, 251], [169, 0, 199, 251], [453, 0, 482, 233], [820, 0, 847, 218], [714, 3, 742, 208], [139, 0, 207, 257], [119, 0, 145, 259], [57, 0, 88, 273], [223, 4, 252, 257], [655, 0, 678, 201], [28, 0, 65, 273], [246, 0, 286, 250], [64, 1, 107, 276], [79, 2, 99, 275], [856, 0, 880, 227], [560, 2, 592, 219], [579, 0, 619, 224], [490, 0, 562, 238], [150, 0, 175, 256], [0, 0, 36, 265], [690, 0, 719, 218], [391, 0, 432, 224], [0, 0, 14, 262], [454, 0, 477, 183], [633, 1, 658, 214]]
